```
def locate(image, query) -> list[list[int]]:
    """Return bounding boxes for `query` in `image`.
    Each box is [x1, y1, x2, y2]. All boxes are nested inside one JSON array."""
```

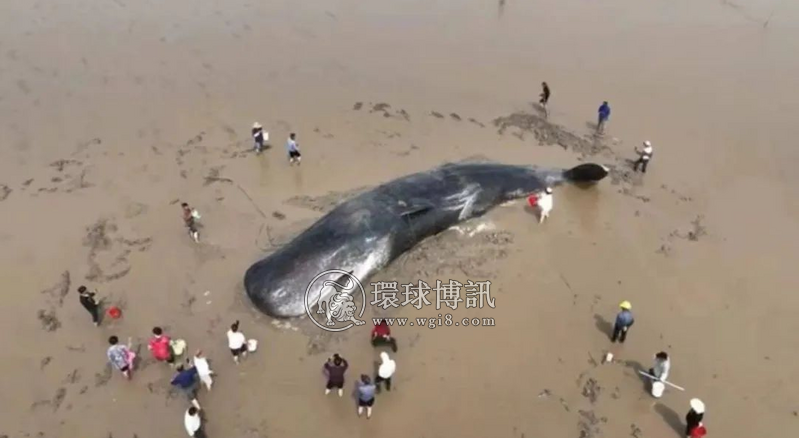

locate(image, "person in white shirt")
[[374, 351, 396, 392], [634, 140, 654, 173], [537, 187, 554, 223], [649, 351, 671, 382], [193, 350, 214, 391], [184, 406, 206, 438], [227, 321, 248, 364]]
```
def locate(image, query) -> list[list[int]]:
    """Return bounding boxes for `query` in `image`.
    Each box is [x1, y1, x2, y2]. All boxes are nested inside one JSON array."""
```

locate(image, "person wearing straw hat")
[[611, 301, 635, 343], [685, 398, 705, 438], [252, 122, 267, 153], [633, 140, 654, 173]]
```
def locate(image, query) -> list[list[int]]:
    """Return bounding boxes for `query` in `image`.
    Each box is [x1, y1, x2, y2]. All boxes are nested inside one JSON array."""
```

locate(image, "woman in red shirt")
[[371, 319, 398, 352], [148, 326, 175, 365]]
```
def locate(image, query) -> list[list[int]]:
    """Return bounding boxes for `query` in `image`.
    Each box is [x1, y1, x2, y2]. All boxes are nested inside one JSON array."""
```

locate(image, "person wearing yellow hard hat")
[[612, 301, 635, 343]]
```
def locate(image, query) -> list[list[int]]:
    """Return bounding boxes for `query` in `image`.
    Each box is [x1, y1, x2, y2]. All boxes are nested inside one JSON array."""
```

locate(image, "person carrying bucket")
[[611, 301, 634, 343], [527, 187, 553, 223], [648, 351, 671, 398], [686, 398, 706, 438]]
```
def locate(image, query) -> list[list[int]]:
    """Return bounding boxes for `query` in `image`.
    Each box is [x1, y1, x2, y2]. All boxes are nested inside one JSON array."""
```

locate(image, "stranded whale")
[[244, 161, 608, 318]]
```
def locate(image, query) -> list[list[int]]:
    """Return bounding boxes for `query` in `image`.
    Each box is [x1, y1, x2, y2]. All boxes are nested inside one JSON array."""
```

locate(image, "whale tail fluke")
[[563, 163, 609, 184]]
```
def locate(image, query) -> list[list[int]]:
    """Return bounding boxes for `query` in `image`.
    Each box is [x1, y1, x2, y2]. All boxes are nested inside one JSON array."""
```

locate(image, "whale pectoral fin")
[[391, 198, 435, 219]]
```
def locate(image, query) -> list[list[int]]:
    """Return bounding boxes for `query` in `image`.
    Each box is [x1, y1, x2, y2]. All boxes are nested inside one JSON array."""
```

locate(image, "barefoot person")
[[286, 133, 302, 165], [77, 285, 101, 327], [612, 301, 634, 343], [107, 336, 133, 380], [356, 374, 377, 419], [539, 82, 551, 117], [252, 122, 266, 153], [371, 319, 398, 352], [148, 327, 175, 367], [649, 351, 671, 382], [596, 101, 611, 133], [324, 353, 348, 397], [686, 398, 706, 438], [375, 351, 396, 393], [193, 350, 214, 391], [226, 321, 248, 364], [537, 187, 553, 224], [181, 203, 200, 243], [171, 363, 202, 410]]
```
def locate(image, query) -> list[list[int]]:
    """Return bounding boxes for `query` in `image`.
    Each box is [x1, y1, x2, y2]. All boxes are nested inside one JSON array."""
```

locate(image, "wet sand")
[[1, 0, 798, 437]]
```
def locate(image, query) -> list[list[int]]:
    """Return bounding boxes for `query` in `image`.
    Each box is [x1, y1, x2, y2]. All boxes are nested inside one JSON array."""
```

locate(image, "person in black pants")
[[78, 286, 101, 326], [611, 301, 634, 343], [686, 398, 705, 437]]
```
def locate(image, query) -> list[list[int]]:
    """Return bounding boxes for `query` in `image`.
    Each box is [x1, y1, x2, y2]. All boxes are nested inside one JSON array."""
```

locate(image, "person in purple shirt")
[[324, 353, 349, 397], [597, 101, 611, 134], [171, 363, 201, 409]]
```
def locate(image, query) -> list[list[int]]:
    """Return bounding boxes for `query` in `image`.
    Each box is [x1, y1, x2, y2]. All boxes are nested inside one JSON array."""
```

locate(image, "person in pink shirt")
[[148, 326, 175, 366]]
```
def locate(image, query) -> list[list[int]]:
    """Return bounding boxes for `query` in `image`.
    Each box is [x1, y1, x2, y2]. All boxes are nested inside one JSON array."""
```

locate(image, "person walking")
[[193, 350, 214, 391], [356, 374, 377, 419], [184, 406, 207, 438], [324, 353, 348, 397], [107, 336, 133, 380], [649, 351, 671, 382], [286, 133, 302, 165], [539, 82, 551, 117], [596, 101, 611, 133], [171, 363, 202, 409], [371, 319, 398, 352], [537, 187, 553, 223], [374, 351, 396, 393], [227, 321, 248, 364], [148, 327, 176, 366], [686, 398, 706, 438], [611, 301, 634, 343], [252, 122, 267, 153], [77, 285, 101, 326], [634, 141, 654, 173], [181, 203, 200, 243]]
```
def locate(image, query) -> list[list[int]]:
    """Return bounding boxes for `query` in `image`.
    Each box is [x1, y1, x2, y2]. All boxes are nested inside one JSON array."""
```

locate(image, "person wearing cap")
[[686, 398, 705, 438], [612, 301, 634, 343], [77, 285, 101, 326], [596, 101, 611, 133], [537, 187, 554, 223], [634, 141, 654, 173], [649, 351, 671, 382], [252, 122, 266, 153]]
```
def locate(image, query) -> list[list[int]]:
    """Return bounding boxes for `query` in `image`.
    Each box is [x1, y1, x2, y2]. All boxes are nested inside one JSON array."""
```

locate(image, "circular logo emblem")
[[305, 269, 366, 332]]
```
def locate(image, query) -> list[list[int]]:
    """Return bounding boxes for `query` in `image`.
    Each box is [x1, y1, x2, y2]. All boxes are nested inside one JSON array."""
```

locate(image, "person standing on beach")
[[287, 133, 302, 165], [171, 362, 202, 409], [227, 321, 248, 364], [193, 350, 214, 391], [324, 353, 348, 397], [148, 327, 175, 366], [107, 336, 133, 380], [181, 203, 200, 243], [634, 141, 654, 173], [252, 122, 266, 153], [686, 398, 705, 438], [539, 82, 551, 117], [77, 285, 101, 326], [371, 319, 398, 352], [537, 187, 554, 223], [375, 351, 396, 393], [356, 374, 377, 419], [184, 406, 207, 438], [611, 301, 634, 343], [597, 101, 611, 133], [649, 351, 671, 382]]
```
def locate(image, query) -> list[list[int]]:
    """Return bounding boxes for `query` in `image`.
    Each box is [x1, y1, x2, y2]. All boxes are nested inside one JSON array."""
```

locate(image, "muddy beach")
[[2, 1, 799, 437]]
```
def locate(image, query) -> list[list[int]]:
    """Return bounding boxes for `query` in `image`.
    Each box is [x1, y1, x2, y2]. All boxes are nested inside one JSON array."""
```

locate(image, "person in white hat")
[[375, 351, 396, 392], [686, 398, 705, 437], [537, 187, 554, 223], [634, 140, 654, 173], [252, 122, 267, 153]]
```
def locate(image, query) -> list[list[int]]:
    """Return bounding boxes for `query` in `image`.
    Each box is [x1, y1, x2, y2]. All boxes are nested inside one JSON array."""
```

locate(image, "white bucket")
[[604, 352, 614, 363], [247, 339, 258, 352], [651, 381, 665, 398]]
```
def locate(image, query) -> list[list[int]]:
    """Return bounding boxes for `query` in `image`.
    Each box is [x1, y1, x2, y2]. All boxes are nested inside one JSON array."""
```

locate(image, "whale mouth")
[[563, 163, 609, 183]]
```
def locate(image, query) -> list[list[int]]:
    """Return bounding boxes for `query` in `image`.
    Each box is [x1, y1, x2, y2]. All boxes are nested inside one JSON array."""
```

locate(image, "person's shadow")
[[593, 314, 613, 340], [654, 403, 685, 436], [622, 360, 653, 388]]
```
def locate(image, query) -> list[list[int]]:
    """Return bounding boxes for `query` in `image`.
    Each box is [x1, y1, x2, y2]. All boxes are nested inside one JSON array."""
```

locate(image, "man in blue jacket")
[[597, 101, 611, 133], [171, 363, 201, 409]]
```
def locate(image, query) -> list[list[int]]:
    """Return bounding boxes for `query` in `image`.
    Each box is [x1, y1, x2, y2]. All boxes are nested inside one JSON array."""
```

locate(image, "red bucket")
[[527, 195, 538, 208], [107, 306, 122, 319]]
